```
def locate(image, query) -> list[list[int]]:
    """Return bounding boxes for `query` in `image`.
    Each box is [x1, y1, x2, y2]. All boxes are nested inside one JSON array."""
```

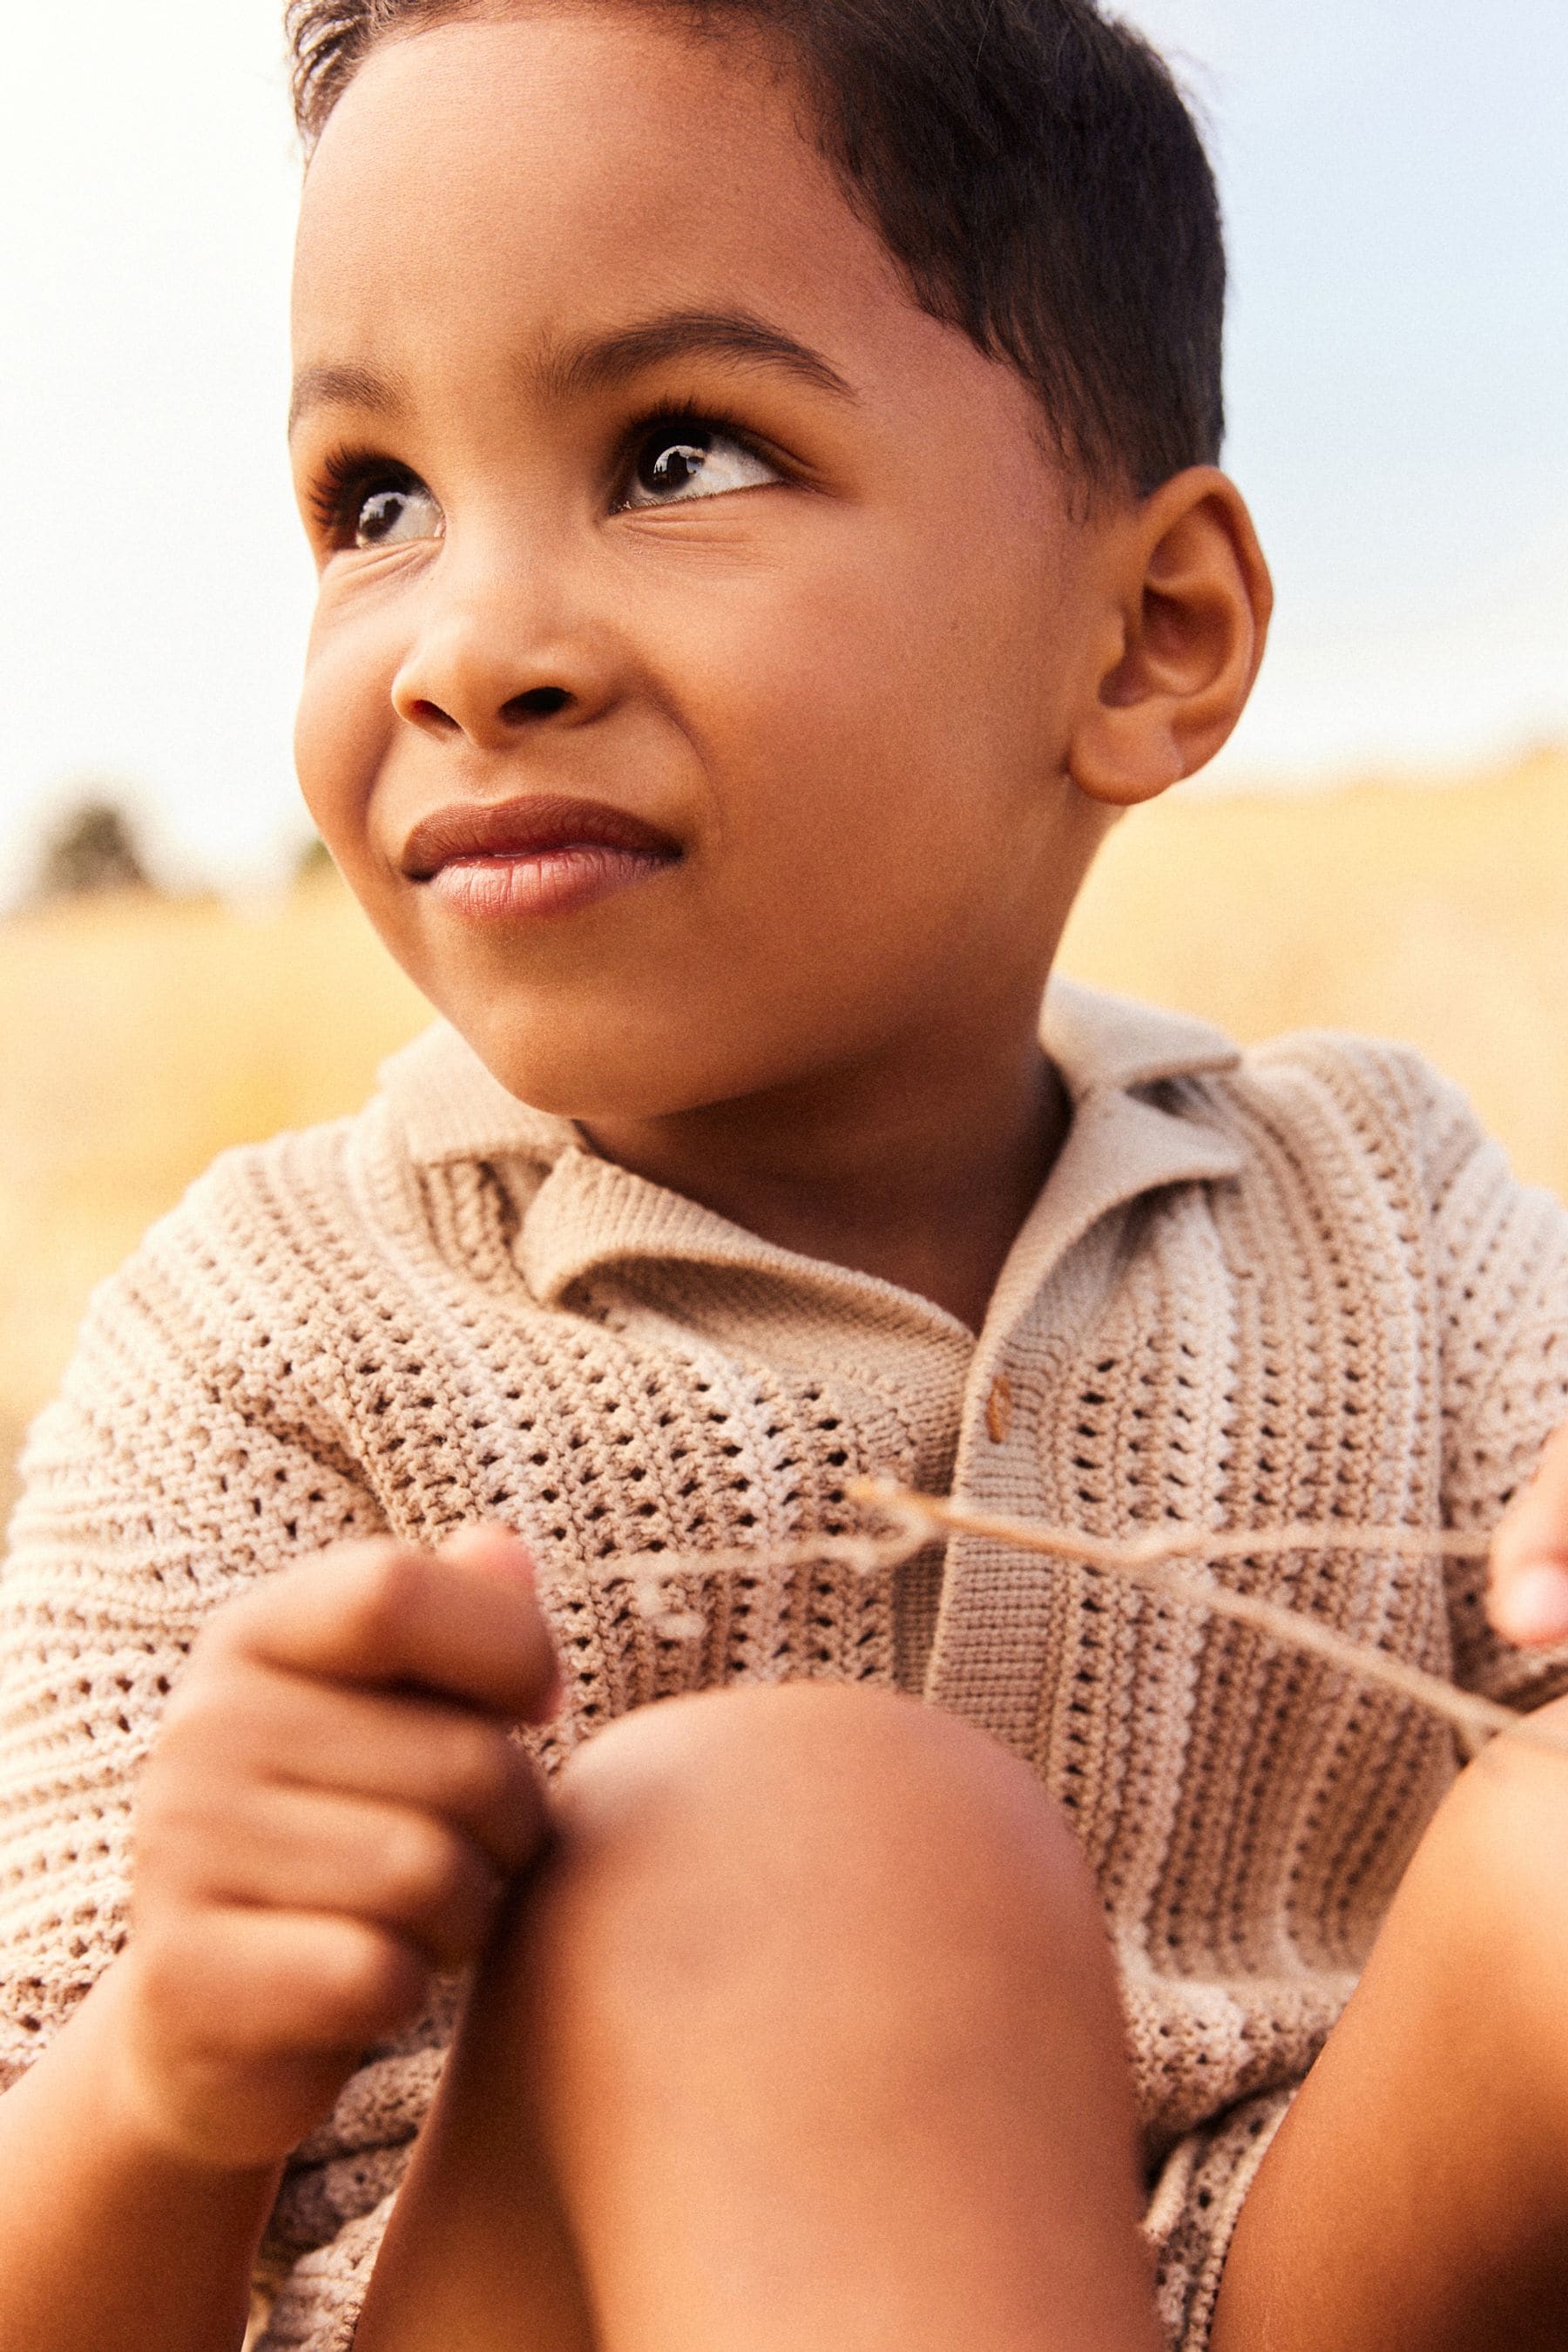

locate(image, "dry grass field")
[[4, 746, 1567, 1520]]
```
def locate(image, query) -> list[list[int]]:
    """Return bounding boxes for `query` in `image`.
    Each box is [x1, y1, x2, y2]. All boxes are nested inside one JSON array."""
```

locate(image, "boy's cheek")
[[294, 633, 402, 885]]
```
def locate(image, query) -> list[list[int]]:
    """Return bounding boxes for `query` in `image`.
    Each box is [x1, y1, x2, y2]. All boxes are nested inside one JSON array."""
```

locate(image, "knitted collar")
[[376, 980, 1247, 1321]]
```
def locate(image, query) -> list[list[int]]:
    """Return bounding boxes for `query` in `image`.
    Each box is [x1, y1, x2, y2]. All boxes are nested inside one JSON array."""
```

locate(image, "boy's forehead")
[[292, 11, 902, 375], [288, 8, 1071, 537]]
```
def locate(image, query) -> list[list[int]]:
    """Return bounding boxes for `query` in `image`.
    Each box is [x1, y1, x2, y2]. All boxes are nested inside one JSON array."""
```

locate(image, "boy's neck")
[[580, 1021, 1070, 1337]]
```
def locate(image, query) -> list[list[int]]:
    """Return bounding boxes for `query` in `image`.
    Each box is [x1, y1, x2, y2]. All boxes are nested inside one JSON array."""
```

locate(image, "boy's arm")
[[0, 1201, 375, 2352], [0, 1173, 380, 2349], [1207, 1047, 1568, 2352], [0, 1169, 386, 2099], [0, 1534, 557, 2352], [0, 1963, 283, 2352], [0, 1194, 559, 2352]]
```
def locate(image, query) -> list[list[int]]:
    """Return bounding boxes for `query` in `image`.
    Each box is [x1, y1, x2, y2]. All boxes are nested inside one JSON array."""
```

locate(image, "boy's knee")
[[559, 1680, 1095, 1920], [1402, 1720, 1568, 2038], [507, 1680, 1116, 2044]]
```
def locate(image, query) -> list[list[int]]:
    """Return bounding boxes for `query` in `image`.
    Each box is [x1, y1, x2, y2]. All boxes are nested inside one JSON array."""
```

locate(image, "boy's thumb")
[[441, 1523, 539, 1586], [440, 1524, 564, 1718]]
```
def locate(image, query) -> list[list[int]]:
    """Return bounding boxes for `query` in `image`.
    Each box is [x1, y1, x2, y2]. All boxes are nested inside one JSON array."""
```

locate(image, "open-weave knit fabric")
[[4, 979, 1568, 2352]]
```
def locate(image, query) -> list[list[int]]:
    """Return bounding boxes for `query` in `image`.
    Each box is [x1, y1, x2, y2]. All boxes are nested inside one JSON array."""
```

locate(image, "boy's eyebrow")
[[532, 309, 858, 404], [287, 362, 408, 441], [287, 310, 855, 440]]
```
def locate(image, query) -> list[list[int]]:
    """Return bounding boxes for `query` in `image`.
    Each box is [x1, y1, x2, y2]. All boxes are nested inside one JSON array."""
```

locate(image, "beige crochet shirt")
[[4, 979, 1568, 2351]]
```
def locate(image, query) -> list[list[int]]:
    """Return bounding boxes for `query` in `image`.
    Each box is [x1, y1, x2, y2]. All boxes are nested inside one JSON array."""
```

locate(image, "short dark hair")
[[284, 0, 1225, 495]]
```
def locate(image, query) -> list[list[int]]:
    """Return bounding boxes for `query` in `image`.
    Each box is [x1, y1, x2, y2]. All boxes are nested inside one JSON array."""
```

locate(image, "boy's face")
[[290, 6, 1113, 1120]]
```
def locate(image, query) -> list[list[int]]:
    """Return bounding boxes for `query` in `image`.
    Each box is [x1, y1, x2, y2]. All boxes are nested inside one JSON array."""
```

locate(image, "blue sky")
[[2, 0, 1564, 891]]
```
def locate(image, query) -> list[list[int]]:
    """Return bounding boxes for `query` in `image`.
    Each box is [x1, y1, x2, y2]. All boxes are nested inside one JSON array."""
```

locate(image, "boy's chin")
[[447, 1003, 755, 1127]]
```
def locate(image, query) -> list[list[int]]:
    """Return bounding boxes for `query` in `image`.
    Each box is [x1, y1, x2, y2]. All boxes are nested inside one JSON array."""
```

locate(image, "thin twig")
[[551, 1480, 1568, 1763], [847, 1478, 1568, 1761], [572, 1524, 929, 1644]]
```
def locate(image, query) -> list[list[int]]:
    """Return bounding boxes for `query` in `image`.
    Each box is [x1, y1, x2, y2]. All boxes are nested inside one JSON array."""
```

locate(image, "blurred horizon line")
[[6, 730, 1566, 914]]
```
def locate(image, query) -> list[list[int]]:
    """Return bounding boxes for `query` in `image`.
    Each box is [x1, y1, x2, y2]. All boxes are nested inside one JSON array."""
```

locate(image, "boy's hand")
[[1489, 1418, 1568, 1647], [111, 1528, 561, 2173]]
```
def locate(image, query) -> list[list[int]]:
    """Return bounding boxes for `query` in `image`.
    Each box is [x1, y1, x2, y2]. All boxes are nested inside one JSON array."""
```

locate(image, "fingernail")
[[1497, 1562, 1568, 1645], [486, 1538, 538, 1589], [446, 1526, 537, 1585]]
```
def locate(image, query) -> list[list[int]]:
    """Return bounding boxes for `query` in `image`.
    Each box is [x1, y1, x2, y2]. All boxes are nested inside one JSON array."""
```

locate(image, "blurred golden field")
[[4, 746, 1568, 1520]]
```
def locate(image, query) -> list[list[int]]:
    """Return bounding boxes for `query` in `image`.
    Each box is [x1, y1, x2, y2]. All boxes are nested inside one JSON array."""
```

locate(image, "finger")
[[209, 1534, 560, 1721], [170, 1661, 547, 1877], [443, 1525, 568, 1712], [133, 1904, 432, 2059], [440, 1523, 540, 1580], [1488, 1420, 1568, 1646], [144, 1781, 504, 1973]]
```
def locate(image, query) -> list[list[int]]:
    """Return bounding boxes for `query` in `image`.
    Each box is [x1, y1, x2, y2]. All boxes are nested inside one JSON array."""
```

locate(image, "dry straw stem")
[[852, 1480, 1568, 1763], [585, 1478, 1568, 1765]]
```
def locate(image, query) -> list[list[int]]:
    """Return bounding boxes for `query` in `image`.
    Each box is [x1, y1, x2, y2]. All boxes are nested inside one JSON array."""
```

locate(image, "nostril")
[[504, 686, 571, 720], [409, 699, 460, 733]]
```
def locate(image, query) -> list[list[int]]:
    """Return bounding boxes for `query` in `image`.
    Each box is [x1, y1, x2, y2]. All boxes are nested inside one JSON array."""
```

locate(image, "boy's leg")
[[1213, 1703, 1568, 2352], [354, 1682, 1163, 2352]]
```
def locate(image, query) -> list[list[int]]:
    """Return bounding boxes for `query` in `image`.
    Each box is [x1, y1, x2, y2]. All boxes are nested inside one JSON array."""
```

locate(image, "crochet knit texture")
[[4, 979, 1568, 2352]]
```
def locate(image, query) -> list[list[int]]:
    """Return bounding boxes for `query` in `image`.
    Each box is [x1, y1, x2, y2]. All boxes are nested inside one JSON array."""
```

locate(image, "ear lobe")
[[1069, 468, 1272, 810]]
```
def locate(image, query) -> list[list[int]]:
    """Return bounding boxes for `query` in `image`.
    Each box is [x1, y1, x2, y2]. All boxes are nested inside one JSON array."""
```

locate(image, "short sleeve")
[[1408, 1054, 1568, 1706], [0, 1156, 396, 2348], [0, 1162, 389, 2084]]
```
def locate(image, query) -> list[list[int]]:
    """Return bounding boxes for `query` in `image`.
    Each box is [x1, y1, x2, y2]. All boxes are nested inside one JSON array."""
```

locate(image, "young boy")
[[4, 3, 1568, 2348]]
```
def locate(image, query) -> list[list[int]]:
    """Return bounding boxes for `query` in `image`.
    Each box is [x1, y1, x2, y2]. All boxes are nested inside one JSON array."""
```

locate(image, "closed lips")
[[400, 795, 682, 878]]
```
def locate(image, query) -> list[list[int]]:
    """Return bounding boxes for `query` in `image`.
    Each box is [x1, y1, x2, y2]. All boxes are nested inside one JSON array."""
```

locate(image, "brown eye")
[[355, 478, 442, 548], [623, 421, 777, 509], [639, 428, 713, 495]]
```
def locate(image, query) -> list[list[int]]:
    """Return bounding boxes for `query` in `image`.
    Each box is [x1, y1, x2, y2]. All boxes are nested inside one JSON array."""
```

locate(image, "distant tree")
[[33, 797, 154, 902]]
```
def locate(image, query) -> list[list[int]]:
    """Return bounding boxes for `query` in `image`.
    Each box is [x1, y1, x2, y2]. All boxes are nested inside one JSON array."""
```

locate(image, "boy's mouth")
[[400, 794, 682, 922]]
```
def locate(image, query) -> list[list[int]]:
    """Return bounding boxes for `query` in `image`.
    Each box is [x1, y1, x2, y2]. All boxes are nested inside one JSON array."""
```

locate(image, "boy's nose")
[[390, 591, 615, 751]]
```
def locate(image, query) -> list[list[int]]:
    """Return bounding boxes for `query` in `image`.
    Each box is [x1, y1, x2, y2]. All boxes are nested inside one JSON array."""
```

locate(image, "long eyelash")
[[307, 443, 414, 533], [632, 398, 760, 444], [306, 404, 781, 534]]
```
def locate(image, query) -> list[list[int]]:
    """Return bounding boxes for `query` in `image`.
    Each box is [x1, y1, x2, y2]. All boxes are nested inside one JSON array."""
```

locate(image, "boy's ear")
[[1067, 468, 1273, 808]]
